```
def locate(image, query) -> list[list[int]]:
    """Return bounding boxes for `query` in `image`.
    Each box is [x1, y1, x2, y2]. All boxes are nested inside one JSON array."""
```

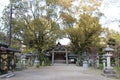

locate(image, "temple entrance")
[[51, 50, 69, 65], [54, 53, 66, 63], [54, 53, 65, 60]]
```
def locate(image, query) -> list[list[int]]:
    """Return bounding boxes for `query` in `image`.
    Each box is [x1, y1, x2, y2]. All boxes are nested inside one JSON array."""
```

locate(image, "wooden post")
[[66, 49, 68, 64], [52, 49, 54, 65]]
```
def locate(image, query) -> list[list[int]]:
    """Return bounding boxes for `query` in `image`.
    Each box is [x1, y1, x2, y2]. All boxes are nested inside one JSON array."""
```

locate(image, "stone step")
[[102, 73, 117, 77], [6, 73, 15, 78], [54, 60, 66, 63], [103, 69, 117, 77], [0, 73, 9, 78], [0, 72, 15, 79]]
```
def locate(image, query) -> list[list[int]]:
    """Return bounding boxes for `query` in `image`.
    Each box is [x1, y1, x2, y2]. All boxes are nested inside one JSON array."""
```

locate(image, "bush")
[[99, 63, 103, 70], [114, 67, 120, 74], [43, 58, 51, 66], [36, 64, 40, 68]]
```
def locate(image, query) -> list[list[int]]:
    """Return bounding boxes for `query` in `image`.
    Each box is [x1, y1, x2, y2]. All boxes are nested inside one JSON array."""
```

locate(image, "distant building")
[[46, 42, 77, 64]]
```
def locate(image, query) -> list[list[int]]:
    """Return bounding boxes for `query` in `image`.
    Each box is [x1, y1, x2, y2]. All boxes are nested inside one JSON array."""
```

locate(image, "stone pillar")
[[34, 58, 40, 67], [96, 59, 99, 68], [105, 53, 112, 69], [22, 58, 26, 69], [52, 49, 54, 65], [103, 60, 106, 69], [65, 50, 68, 64], [96, 54, 99, 68], [107, 56, 111, 68]]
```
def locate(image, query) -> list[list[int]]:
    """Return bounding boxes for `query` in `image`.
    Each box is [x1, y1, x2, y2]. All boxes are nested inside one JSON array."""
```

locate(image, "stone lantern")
[[103, 45, 114, 69], [103, 45, 116, 77]]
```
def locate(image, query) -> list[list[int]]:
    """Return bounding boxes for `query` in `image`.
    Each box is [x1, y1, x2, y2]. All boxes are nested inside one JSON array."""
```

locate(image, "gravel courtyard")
[[2, 64, 116, 80]]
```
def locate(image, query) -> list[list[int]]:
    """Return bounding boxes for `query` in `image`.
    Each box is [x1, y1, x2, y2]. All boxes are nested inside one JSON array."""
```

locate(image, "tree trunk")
[[78, 51, 83, 66]]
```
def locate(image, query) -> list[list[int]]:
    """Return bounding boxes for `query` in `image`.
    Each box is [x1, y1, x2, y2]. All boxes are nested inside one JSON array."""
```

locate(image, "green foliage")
[[27, 18, 61, 51], [66, 14, 102, 54], [104, 28, 120, 46], [0, 30, 7, 44], [116, 46, 120, 67], [43, 58, 51, 66], [1, 0, 103, 66], [79, 0, 102, 15], [99, 63, 103, 70], [36, 64, 40, 68], [23, 48, 34, 54], [99, 52, 104, 61], [46, 0, 74, 9], [60, 13, 76, 27], [107, 38, 116, 46], [114, 66, 120, 76], [102, 28, 120, 67]]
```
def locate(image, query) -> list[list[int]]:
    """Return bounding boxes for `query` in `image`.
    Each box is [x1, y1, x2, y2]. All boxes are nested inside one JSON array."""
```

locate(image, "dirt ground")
[[2, 64, 116, 80]]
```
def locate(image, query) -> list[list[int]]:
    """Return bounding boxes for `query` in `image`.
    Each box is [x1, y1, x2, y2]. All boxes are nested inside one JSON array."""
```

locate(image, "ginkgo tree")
[[2, 0, 62, 65], [62, 0, 103, 55], [65, 14, 102, 60]]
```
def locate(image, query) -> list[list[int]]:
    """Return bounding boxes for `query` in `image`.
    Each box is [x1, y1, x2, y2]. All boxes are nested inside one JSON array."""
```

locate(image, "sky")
[[100, 0, 120, 32], [0, 0, 9, 16], [0, 0, 120, 45]]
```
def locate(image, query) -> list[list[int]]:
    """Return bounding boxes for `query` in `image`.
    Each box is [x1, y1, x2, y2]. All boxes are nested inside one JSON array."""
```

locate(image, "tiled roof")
[[0, 43, 21, 53]]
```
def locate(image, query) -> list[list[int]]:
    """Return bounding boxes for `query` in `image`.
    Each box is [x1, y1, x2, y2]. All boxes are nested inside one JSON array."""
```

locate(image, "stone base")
[[0, 72, 15, 79], [103, 68, 116, 77], [15, 67, 22, 71]]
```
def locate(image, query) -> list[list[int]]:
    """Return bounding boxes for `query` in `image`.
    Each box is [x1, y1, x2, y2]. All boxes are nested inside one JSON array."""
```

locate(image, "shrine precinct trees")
[[1, 0, 103, 64], [103, 28, 120, 66], [63, 0, 103, 59], [2, 0, 62, 64], [65, 14, 102, 58]]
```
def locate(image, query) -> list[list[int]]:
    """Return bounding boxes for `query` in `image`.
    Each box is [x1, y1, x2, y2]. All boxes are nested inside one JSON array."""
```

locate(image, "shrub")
[[99, 63, 103, 70]]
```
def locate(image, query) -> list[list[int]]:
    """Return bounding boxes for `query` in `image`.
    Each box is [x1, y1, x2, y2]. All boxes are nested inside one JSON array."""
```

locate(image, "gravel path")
[[2, 64, 116, 80]]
